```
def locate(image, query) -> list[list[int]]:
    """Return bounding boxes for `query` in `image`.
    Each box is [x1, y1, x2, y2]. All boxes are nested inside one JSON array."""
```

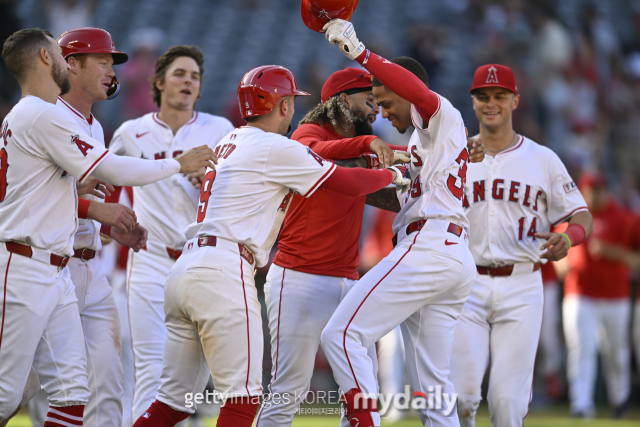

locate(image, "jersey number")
[[447, 148, 469, 201], [197, 170, 216, 223], [517, 217, 538, 241]]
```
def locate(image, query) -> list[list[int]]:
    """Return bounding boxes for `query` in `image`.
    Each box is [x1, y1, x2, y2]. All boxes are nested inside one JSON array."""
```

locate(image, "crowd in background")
[[2, 0, 640, 418]]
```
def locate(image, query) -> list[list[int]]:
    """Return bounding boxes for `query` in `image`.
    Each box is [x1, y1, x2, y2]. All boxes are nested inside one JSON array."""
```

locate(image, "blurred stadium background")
[[2, 0, 640, 425]]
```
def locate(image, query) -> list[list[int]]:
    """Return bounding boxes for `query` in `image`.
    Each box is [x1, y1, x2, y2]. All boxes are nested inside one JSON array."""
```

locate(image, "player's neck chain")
[[485, 131, 518, 156]]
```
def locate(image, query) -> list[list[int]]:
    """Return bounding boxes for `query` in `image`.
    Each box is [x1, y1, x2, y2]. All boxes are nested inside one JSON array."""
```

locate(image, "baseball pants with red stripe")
[[155, 238, 263, 414], [0, 246, 90, 420], [321, 225, 475, 427]]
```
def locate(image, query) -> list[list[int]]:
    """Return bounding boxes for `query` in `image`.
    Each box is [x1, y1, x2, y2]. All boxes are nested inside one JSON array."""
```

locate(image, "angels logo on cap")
[[318, 9, 331, 19], [470, 64, 518, 95], [486, 66, 499, 84]]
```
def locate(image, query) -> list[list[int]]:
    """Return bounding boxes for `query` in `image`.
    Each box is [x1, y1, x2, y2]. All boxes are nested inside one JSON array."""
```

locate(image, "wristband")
[[100, 224, 112, 237], [363, 154, 381, 169], [563, 223, 586, 247], [559, 233, 572, 249], [362, 49, 371, 66], [78, 198, 90, 219]]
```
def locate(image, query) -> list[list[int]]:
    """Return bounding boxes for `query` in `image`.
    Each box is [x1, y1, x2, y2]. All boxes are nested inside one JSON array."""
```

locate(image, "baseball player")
[[256, 67, 484, 427], [132, 64, 410, 427], [0, 28, 214, 425], [320, 20, 477, 427], [448, 64, 594, 427], [108, 44, 235, 424], [561, 173, 638, 418]]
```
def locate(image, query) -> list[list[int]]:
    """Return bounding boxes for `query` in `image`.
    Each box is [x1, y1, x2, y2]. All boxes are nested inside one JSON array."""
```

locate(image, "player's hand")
[[387, 166, 411, 193], [323, 19, 366, 60], [536, 232, 569, 261], [77, 177, 115, 200], [467, 136, 485, 163], [184, 168, 206, 189], [110, 223, 148, 252], [393, 150, 411, 165], [88, 202, 137, 234], [369, 138, 394, 168], [175, 145, 218, 174]]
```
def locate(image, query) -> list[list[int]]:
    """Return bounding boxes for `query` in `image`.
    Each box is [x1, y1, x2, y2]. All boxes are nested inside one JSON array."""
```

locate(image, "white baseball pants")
[[156, 238, 262, 412], [0, 247, 90, 421], [256, 265, 376, 427], [127, 241, 176, 421], [28, 256, 124, 427], [322, 224, 475, 427], [540, 281, 562, 376], [563, 294, 631, 413], [450, 268, 543, 427]]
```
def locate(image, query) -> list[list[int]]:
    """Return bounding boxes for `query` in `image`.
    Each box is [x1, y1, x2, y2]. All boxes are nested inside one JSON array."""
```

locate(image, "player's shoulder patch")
[[563, 181, 578, 194]]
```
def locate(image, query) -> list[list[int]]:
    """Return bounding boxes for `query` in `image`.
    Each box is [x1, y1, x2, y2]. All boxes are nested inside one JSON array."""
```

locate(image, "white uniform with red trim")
[[449, 136, 588, 427], [0, 95, 111, 419], [154, 125, 336, 413], [108, 111, 234, 422], [321, 94, 476, 427]]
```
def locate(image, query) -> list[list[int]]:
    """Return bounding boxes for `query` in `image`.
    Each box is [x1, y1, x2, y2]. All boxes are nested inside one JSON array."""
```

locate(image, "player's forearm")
[[365, 187, 401, 212], [356, 50, 439, 121], [91, 153, 180, 186], [322, 167, 393, 197], [568, 211, 593, 238]]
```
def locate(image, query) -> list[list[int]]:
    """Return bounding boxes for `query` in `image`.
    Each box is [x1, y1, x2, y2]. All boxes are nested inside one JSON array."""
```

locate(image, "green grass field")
[[7, 405, 640, 427]]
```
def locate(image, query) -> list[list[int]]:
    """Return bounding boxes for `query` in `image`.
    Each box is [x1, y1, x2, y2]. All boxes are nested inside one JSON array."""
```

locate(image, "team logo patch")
[[318, 9, 331, 19], [142, 412, 150, 419], [563, 181, 577, 193], [71, 134, 94, 157], [230, 134, 236, 140], [486, 66, 499, 84]]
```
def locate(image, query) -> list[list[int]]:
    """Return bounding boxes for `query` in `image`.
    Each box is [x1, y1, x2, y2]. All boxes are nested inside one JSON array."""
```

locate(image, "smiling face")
[[155, 56, 201, 111], [471, 87, 519, 132], [343, 90, 379, 136], [372, 85, 413, 134], [68, 53, 115, 102]]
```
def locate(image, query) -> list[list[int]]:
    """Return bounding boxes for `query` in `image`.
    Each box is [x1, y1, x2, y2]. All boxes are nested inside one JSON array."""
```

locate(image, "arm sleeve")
[[91, 152, 181, 186], [546, 153, 589, 225], [291, 124, 377, 160], [322, 167, 393, 196], [356, 50, 440, 125]]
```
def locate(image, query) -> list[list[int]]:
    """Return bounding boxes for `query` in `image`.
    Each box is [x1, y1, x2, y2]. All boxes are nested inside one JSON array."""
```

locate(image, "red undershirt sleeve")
[[322, 167, 393, 196], [356, 50, 440, 125], [78, 198, 90, 219], [292, 125, 377, 160]]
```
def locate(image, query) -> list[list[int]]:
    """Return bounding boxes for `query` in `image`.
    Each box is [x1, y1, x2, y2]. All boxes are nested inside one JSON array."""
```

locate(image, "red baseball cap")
[[321, 67, 372, 103], [470, 64, 518, 95], [578, 172, 607, 189]]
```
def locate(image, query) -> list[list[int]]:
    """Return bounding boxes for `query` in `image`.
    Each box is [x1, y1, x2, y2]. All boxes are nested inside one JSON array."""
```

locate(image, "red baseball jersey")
[[564, 199, 638, 299], [274, 123, 381, 280]]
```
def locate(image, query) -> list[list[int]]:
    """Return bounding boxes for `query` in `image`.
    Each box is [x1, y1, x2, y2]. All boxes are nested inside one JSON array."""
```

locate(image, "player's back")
[[393, 94, 470, 238], [186, 126, 335, 267]]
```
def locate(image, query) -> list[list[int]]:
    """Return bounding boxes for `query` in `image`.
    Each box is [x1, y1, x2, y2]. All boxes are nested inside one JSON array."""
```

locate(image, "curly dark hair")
[[152, 45, 204, 107], [299, 95, 357, 132]]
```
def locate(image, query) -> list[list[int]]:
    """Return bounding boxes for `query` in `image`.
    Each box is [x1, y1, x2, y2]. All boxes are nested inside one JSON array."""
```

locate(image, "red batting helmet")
[[301, 0, 359, 33], [57, 27, 128, 99], [237, 65, 310, 119]]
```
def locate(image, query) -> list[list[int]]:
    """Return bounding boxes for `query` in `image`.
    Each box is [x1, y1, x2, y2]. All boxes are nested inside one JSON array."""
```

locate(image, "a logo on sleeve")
[[306, 147, 324, 166], [563, 181, 577, 193], [71, 135, 94, 157], [486, 66, 499, 84]]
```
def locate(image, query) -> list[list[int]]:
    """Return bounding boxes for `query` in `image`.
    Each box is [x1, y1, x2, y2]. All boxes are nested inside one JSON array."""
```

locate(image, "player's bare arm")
[[86, 201, 137, 234], [365, 187, 401, 212], [536, 211, 594, 261], [109, 224, 148, 252]]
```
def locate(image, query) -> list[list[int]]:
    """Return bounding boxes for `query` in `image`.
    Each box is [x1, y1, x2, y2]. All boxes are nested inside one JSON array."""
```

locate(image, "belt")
[[141, 244, 182, 260], [392, 220, 463, 247], [5, 241, 70, 269], [197, 236, 255, 265], [477, 263, 541, 277], [72, 248, 96, 261]]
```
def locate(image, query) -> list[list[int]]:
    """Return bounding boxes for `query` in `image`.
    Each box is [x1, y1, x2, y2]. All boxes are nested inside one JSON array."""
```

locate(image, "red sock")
[[44, 405, 84, 426], [341, 388, 380, 427], [216, 396, 260, 427], [132, 400, 189, 427]]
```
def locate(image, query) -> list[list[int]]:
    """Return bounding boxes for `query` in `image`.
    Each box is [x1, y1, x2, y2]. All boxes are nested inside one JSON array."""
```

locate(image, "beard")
[[350, 106, 374, 136], [52, 60, 72, 96]]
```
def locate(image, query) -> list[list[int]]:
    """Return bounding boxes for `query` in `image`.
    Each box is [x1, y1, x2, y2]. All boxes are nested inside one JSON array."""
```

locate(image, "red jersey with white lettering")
[[394, 98, 470, 237], [563, 199, 636, 299], [56, 97, 105, 252], [463, 136, 588, 266], [186, 126, 336, 267], [109, 112, 234, 249], [274, 123, 380, 280], [0, 96, 109, 256]]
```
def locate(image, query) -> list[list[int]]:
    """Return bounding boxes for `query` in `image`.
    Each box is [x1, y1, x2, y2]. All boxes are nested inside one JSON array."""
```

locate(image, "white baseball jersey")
[[463, 136, 588, 266], [0, 96, 109, 256], [56, 97, 105, 252], [109, 112, 234, 249], [185, 126, 337, 267], [394, 95, 470, 236]]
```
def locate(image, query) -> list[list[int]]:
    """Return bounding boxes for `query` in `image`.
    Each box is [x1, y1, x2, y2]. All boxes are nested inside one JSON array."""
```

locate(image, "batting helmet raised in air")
[[237, 65, 310, 119], [57, 27, 128, 99], [301, 0, 359, 32]]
